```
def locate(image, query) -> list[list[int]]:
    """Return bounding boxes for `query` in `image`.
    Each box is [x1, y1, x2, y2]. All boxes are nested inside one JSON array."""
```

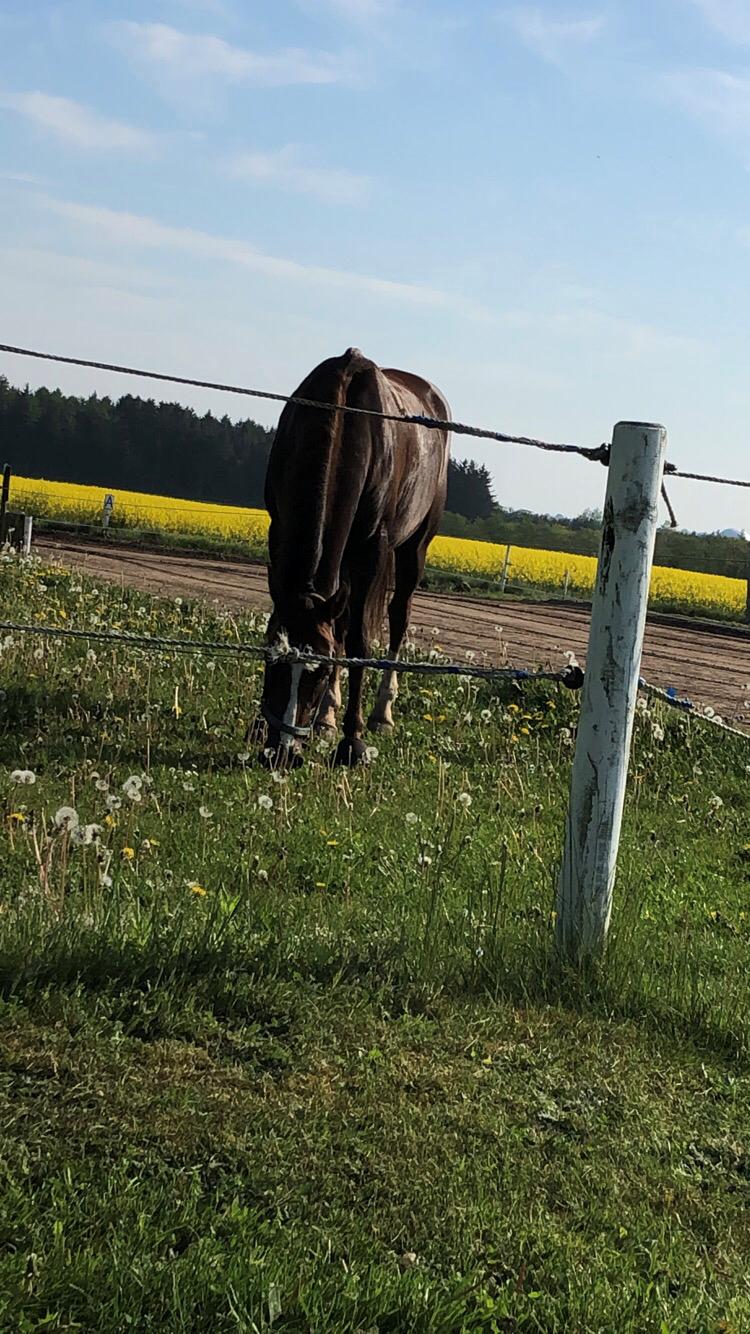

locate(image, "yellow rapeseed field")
[[12, 475, 746, 618]]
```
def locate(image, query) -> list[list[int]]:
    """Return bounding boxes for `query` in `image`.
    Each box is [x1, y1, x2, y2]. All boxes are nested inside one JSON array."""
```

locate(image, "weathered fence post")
[[556, 421, 667, 965], [22, 515, 33, 557], [500, 544, 512, 593], [744, 533, 750, 624], [0, 464, 10, 543]]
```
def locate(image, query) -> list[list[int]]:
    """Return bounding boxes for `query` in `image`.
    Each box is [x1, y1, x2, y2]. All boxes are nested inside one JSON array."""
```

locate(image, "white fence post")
[[500, 544, 512, 593], [22, 514, 33, 556], [556, 421, 667, 965]]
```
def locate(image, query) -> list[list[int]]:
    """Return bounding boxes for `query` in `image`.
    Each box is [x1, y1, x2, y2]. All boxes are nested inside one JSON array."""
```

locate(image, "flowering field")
[[1, 552, 749, 1329], [12, 474, 748, 618]]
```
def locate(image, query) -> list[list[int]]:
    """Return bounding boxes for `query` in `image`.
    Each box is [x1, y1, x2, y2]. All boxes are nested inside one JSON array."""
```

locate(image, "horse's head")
[[259, 598, 338, 768]]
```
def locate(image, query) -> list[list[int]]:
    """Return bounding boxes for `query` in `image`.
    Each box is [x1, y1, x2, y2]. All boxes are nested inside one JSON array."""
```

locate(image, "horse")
[[259, 347, 451, 767]]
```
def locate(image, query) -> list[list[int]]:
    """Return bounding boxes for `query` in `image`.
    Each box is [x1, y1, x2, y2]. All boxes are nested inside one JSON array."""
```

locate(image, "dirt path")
[[39, 538, 750, 731]]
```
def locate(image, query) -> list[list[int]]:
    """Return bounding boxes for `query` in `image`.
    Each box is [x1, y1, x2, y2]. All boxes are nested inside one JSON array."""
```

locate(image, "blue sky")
[[1, 0, 749, 532]]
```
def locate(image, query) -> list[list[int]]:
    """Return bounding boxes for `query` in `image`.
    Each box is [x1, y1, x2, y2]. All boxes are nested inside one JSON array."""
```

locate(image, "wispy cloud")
[[660, 68, 750, 145], [224, 147, 370, 204], [111, 21, 352, 86], [502, 6, 605, 65], [0, 91, 157, 153], [300, 0, 396, 24], [35, 193, 458, 308], [689, 0, 750, 44]]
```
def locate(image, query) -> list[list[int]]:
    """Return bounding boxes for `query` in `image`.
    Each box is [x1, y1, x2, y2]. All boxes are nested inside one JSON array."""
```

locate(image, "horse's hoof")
[[366, 716, 394, 735], [333, 737, 367, 767], [315, 720, 338, 739]]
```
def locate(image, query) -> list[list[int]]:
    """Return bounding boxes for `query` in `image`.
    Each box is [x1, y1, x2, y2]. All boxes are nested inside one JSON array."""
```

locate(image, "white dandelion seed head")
[[257, 793, 274, 811], [405, 811, 419, 825], [95, 778, 110, 792], [54, 806, 79, 832], [122, 775, 143, 800], [271, 770, 287, 785], [365, 746, 379, 763], [100, 873, 113, 889], [10, 769, 36, 785], [651, 722, 665, 743], [199, 805, 213, 819], [237, 752, 251, 764], [257, 869, 269, 882], [480, 709, 492, 723], [71, 822, 103, 847], [708, 794, 724, 810], [457, 791, 472, 809]]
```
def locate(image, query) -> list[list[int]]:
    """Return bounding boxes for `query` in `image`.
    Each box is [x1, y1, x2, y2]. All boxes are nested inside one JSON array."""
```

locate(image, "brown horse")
[[260, 347, 451, 766]]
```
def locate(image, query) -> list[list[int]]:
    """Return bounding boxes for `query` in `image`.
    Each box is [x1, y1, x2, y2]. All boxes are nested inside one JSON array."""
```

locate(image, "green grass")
[[0, 552, 749, 1331]]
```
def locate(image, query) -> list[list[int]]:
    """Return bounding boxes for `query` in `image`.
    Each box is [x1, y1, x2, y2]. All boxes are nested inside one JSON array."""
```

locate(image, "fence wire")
[[0, 616, 746, 741]]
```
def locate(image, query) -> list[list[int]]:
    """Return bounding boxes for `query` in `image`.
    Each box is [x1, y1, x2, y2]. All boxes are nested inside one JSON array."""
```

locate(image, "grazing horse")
[[260, 347, 451, 767]]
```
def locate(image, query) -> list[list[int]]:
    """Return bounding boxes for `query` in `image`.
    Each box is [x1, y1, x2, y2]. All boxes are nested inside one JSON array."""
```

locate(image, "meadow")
[[1, 551, 749, 1330], [13, 475, 747, 620]]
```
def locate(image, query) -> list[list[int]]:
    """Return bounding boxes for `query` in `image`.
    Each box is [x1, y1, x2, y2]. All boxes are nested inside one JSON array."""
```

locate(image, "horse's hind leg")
[[368, 534, 425, 733]]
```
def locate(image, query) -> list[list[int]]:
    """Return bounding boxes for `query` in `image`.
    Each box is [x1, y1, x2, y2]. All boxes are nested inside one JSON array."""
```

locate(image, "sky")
[[1, 0, 750, 533]]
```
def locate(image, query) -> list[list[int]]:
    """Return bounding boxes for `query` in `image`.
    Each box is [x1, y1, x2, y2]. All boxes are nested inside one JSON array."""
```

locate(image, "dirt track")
[[39, 538, 750, 732]]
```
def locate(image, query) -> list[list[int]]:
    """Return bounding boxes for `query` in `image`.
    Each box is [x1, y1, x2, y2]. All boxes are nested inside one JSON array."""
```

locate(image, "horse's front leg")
[[315, 664, 341, 736], [334, 665, 368, 766]]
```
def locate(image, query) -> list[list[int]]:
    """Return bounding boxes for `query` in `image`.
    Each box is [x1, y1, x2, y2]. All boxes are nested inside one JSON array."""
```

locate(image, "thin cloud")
[[660, 67, 750, 144], [225, 147, 370, 205], [0, 91, 157, 153], [689, 0, 750, 44], [111, 21, 353, 86], [502, 6, 605, 65], [300, 0, 396, 24], [36, 193, 457, 308]]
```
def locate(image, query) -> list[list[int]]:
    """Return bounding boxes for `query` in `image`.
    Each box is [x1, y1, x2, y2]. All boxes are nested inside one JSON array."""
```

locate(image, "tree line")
[[1, 376, 745, 578]]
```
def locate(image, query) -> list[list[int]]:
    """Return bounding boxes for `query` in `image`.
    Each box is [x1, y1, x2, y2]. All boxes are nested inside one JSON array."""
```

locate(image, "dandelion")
[[271, 771, 286, 785], [651, 722, 665, 743], [199, 805, 212, 819], [709, 794, 724, 811], [405, 811, 419, 825], [95, 778, 110, 792], [365, 746, 379, 763], [121, 846, 135, 860], [100, 873, 113, 889], [182, 781, 196, 793], [10, 769, 36, 785], [54, 806, 79, 832], [186, 880, 207, 896], [237, 752, 251, 764], [480, 708, 492, 723], [71, 823, 103, 847], [257, 794, 273, 811], [417, 853, 432, 867], [457, 792, 472, 809], [560, 727, 573, 745], [122, 775, 143, 802], [257, 869, 269, 882], [8, 811, 26, 823], [105, 794, 122, 812]]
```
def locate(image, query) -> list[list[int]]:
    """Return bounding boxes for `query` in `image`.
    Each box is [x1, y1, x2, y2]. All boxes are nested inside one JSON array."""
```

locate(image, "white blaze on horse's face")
[[279, 663, 304, 749]]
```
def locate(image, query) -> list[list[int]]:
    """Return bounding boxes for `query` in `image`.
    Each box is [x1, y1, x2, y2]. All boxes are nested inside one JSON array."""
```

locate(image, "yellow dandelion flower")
[[326, 839, 338, 847], [189, 882, 207, 897], [8, 811, 26, 823], [423, 713, 433, 722], [121, 846, 135, 860]]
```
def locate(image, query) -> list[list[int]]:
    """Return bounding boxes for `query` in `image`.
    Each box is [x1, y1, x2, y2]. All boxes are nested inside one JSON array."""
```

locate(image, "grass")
[[0, 552, 749, 1331]]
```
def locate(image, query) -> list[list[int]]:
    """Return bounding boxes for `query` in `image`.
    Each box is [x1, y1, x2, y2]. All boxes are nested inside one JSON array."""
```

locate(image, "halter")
[[261, 657, 334, 743]]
